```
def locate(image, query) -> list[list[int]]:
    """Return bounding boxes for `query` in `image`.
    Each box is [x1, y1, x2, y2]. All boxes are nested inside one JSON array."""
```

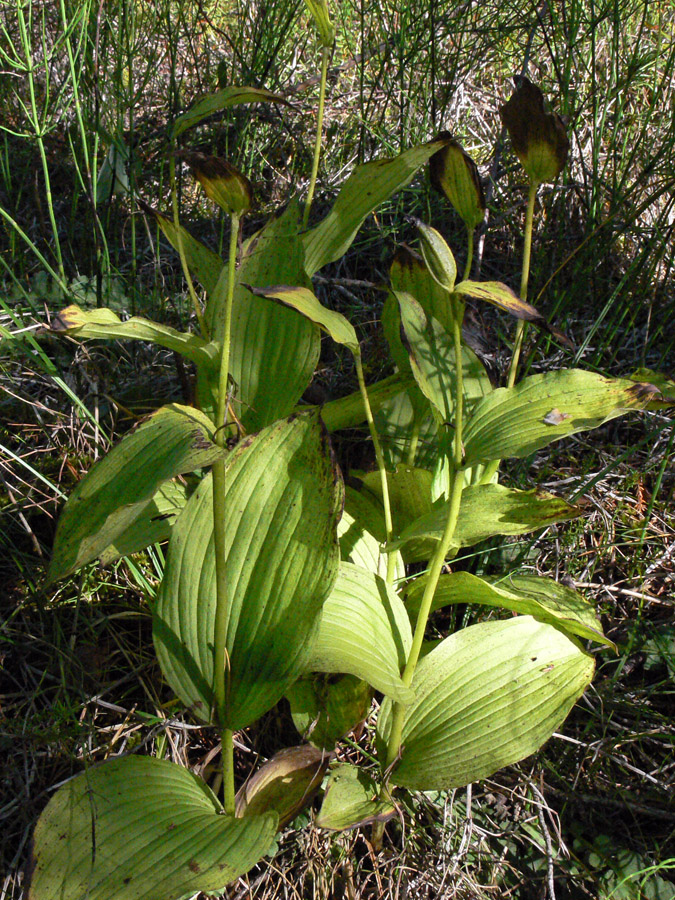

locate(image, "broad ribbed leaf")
[[49, 304, 218, 368], [405, 571, 613, 648], [173, 86, 290, 136], [27, 756, 277, 900], [395, 290, 457, 424], [360, 466, 435, 563], [226, 203, 320, 430], [389, 483, 581, 561], [153, 412, 342, 728], [377, 617, 594, 790], [303, 137, 452, 275], [316, 764, 395, 831], [340, 487, 405, 580], [319, 373, 413, 433], [247, 284, 359, 353], [464, 369, 662, 464], [287, 674, 371, 749], [99, 479, 190, 565], [372, 386, 438, 469], [307, 562, 412, 703], [412, 219, 457, 292], [48, 405, 223, 583]]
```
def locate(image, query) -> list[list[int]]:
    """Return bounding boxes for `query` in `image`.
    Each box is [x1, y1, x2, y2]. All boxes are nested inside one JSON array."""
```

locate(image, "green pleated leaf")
[[303, 137, 452, 276], [372, 385, 438, 469], [388, 483, 581, 561], [153, 412, 342, 729], [360, 466, 435, 563], [247, 284, 359, 353], [49, 304, 218, 368], [318, 372, 413, 433], [339, 488, 406, 581], [405, 571, 614, 648], [377, 616, 594, 791], [463, 369, 662, 465], [27, 756, 277, 900], [287, 674, 372, 749], [395, 290, 458, 424], [141, 202, 224, 296], [235, 745, 330, 827], [173, 85, 290, 136], [316, 764, 395, 831], [48, 405, 223, 583], [225, 203, 320, 430], [307, 562, 412, 703], [98, 479, 190, 566]]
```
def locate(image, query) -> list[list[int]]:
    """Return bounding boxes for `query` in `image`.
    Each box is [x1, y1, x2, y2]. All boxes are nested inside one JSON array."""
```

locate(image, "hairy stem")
[[212, 215, 239, 814], [303, 44, 330, 229]]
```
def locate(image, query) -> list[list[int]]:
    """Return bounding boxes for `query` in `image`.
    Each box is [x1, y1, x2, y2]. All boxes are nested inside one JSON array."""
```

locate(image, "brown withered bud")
[[499, 76, 570, 185], [182, 151, 252, 216], [429, 132, 486, 229]]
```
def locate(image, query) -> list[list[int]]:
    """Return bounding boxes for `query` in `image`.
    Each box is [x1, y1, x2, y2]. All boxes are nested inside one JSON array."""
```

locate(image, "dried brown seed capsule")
[[499, 76, 570, 185]]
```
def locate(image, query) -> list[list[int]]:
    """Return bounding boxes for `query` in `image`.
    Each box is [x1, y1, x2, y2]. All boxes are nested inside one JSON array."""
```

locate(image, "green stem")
[[383, 295, 466, 766], [354, 351, 396, 588], [303, 44, 330, 229], [480, 180, 538, 486], [506, 180, 538, 389], [211, 214, 239, 815], [170, 139, 209, 340], [462, 226, 474, 282]]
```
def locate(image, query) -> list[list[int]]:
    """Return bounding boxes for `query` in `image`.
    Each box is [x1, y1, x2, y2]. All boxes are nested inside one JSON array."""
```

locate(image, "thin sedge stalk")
[[383, 299, 466, 767], [18, 4, 64, 282], [169, 139, 209, 340], [480, 181, 538, 486], [354, 351, 397, 588], [303, 44, 330, 229], [212, 215, 239, 815]]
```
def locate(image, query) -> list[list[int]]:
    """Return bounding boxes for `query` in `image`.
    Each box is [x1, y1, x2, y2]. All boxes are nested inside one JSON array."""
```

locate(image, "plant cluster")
[[11, 3, 674, 898]]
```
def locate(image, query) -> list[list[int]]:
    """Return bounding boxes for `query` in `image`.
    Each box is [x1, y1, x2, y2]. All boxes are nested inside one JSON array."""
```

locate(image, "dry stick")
[[212, 214, 240, 815]]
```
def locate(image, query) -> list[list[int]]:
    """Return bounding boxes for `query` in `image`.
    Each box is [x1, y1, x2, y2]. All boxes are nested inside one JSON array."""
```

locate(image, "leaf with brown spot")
[[429, 133, 485, 229], [453, 280, 573, 348]]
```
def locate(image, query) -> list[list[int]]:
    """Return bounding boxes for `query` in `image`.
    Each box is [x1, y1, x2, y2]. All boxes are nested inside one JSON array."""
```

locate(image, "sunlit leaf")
[[27, 756, 277, 900], [388, 483, 581, 561], [307, 562, 413, 703], [303, 137, 452, 275], [463, 369, 666, 464], [173, 86, 290, 136], [49, 303, 219, 368], [48, 405, 223, 583], [429, 135, 485, 229], [377, 617, 594, 790], [153, 412, 342, 728], [339, 488, 406, 580], [453, 280, 571, 347], [247, 284, 359, 353], [98, 479, 190, 565], [405, 571, 614, 648]]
